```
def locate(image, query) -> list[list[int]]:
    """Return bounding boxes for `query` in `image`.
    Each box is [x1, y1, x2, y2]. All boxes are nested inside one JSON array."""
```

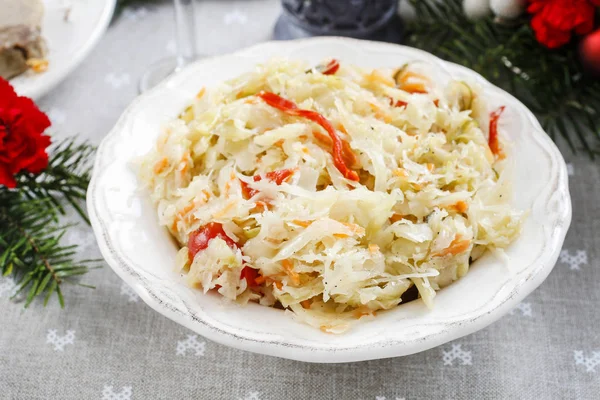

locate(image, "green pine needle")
[[0, 138, 99, 308], [406, 0, 600, 157]]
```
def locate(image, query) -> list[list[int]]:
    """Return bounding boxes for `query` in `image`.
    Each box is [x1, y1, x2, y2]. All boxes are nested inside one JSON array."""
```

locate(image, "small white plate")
[[88, 38, 571, 363], [10, 0, 115, 100]]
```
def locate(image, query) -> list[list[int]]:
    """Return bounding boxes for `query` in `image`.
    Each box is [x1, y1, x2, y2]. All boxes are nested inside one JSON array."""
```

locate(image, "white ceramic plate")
[[10, 0, 116, 100], [88, 38, 571, 363]]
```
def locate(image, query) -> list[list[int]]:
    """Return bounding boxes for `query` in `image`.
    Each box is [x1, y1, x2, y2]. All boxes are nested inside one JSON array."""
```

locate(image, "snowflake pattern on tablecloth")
[[224, 9, 248, 25], [566, 163, 574, 176], [0, 277, 17, 298], [102, 385, 132, 400], [237, 392, 260, 400], [442, 344, 472, 366], [46, 329, 75, 351], [509, 302, 532, 317], [120, 282, 139, 303], [574, 351, 600, 373], [122, 7, 148, 22], [559, 249, 588, 270], [105, 73, 131, 89], [176, 334, 206, 356]]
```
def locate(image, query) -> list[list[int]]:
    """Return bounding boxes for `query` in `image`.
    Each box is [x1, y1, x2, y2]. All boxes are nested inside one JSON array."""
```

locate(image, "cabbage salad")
[[139, 59, 524, 333]]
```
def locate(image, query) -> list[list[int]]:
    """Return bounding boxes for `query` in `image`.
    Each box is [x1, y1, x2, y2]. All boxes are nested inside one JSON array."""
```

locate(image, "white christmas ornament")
[[463, 0, 492, 20], [490, 0, 526, 19]]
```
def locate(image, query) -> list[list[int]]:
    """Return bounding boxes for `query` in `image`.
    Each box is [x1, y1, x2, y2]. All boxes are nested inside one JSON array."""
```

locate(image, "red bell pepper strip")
[[240, 266, 259, 287], [240, 168, 295, 199], [389, 98, 408, 108], [320, 59, 340, 75], [264, 169, 295, 185], [489, 106, 505, 156], [188, 222, 258, 287], [257, 92, 359, 181]]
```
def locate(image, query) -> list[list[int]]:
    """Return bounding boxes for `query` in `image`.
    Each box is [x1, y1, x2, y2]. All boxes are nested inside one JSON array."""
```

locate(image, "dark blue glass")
[[274, 0, 403, 43]]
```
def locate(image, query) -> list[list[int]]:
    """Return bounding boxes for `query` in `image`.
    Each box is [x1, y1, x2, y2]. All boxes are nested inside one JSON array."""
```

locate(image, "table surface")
[[1, 1, 599, 399]]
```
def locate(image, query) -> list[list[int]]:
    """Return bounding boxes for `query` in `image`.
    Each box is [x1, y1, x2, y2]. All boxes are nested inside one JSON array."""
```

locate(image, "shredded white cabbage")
[[139, 59, 524, 333]]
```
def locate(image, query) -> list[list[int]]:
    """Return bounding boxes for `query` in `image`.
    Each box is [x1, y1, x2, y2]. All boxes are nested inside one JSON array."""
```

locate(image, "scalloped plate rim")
[[87, 37, 571, 363]]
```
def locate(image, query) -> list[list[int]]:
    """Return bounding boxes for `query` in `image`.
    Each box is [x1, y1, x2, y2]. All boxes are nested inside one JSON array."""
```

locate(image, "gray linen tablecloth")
[[1, 1, 599, 399]]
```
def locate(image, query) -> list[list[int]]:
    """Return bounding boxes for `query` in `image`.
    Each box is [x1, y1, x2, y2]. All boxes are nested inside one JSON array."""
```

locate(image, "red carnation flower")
[[0, 78, 51, 188], [528, 0, 600, 49]]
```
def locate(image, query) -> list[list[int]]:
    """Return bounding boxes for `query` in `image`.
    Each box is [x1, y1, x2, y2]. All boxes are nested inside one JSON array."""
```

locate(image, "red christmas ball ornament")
[[580, 29, 600, 76]]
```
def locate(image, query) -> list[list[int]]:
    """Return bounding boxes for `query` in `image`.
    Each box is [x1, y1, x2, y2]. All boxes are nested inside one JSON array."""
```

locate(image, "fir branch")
[[0, 138, 98, 307], [16, 138, 95, 223], [406, 0, 600, 157]]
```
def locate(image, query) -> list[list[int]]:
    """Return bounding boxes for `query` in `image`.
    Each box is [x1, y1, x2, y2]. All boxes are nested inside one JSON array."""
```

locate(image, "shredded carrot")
[[253, 201, 269, 213], [274, 281, 283, 290], [254, 275, 267, 285], [333, 233, 350, 239], [399, 71, 427, 84], [179, 151, 192, 175], [313, 129, 331, 144], [393, 168, 408, 178], [390, 213, 418, 224], [369, 103, 392, 123], [213, 200, 237, 218], [300, 300, 312, 309], [433, 234, 471, 257], [353, 307, 376, 319], [342, 222, 365, 235], [153, 157, 169, 174], [313, 129, 357, 168], [171, 202, 197, 232], [401, 82, 428, 94], [397, 71, 430, 94], [196, 87, 206, 99], [320, 325, 333, 333], [292, 220, 312, 228], [364, 70, 395, 88], [180, 162, 189, 175], [281, 259, 300, 285], [177, 203, 195, 218], [157, 130, 171, 150], [449, 201, 469, 214], [337, 123, 348, 134], [368, 244, 380, 254]]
